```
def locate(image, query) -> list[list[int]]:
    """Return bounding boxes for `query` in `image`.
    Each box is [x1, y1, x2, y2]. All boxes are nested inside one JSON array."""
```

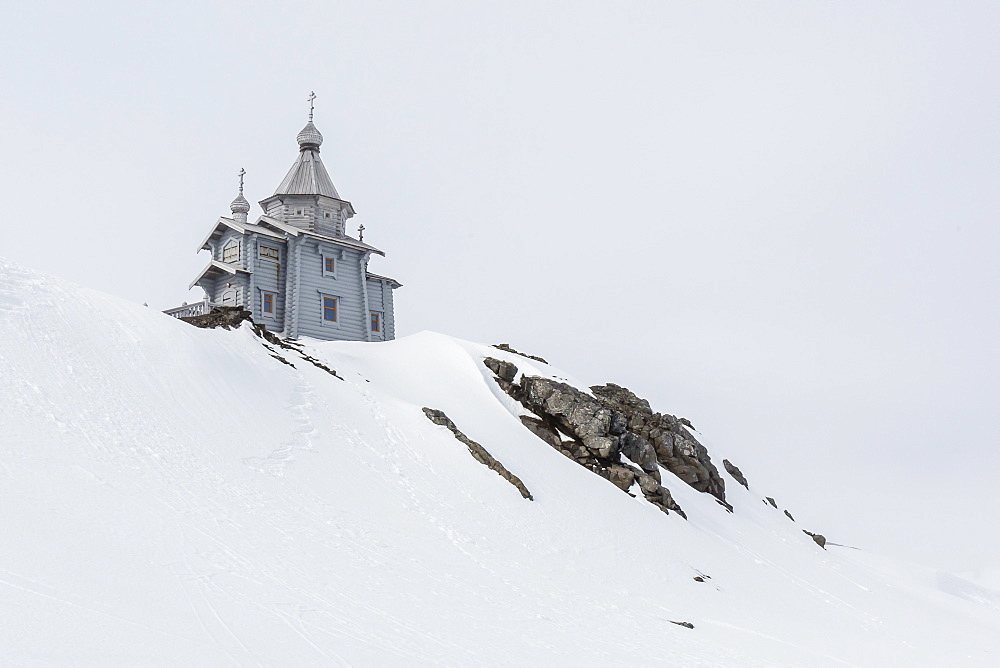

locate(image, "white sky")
[[2, 1, 997, 571]]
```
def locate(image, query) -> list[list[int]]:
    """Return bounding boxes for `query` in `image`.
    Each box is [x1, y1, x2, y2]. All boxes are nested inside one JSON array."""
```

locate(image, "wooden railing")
[[162, 298, 221, 319]]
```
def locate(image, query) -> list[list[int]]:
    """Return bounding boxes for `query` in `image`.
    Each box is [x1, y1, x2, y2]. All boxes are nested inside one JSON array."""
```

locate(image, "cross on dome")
[[230, 167, 251, 220], [296, 90, 324, 150]]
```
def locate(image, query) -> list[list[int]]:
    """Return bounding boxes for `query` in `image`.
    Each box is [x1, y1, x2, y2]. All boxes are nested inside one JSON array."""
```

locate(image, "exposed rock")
[[591, 383, 726, 502], [784, 509, 796, 522], [693, 576, 705, 582], [765, 497, 778, 508], [423, 408, 533, 500], [484, 360, 686, 517], [251, 324, 343, 379], [631, 467, 686, 518], [670, 621, 695, 629], [804, 530, 827, 549], [483, 357, 518, 383], [492, 343, 548, 364], [606, 464, 636, 492], [519, 416, 562, 449], [620, 432, 660, 479], [722, 459, 749, 489], [179, 306, 253, 330]]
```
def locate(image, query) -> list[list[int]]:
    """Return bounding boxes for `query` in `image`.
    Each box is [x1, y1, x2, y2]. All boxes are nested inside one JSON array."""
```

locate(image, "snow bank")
[[1, 259, 998, 665]]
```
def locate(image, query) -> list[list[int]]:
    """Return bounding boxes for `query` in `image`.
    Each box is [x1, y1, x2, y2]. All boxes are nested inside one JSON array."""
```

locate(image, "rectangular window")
[[324, 257, 335, 274], [222, 241, 239, 264], [370, 312, 380, 332], [262, 293, 274, 314], [322, 296, 338, 322], [259, 246, 279, 260]]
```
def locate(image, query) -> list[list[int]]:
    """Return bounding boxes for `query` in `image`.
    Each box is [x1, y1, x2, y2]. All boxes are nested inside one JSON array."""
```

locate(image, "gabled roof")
[[196, 217, 285, 252], [255, 216, 385, 256], [188, 260, 251, 290]]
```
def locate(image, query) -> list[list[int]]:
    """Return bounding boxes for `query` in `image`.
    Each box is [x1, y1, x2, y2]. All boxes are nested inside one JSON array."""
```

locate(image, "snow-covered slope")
[[1, 259, 998, 665]]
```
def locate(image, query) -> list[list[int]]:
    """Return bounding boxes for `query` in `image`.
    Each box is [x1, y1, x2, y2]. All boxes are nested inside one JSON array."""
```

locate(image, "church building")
[[166, 95, 400, 342]]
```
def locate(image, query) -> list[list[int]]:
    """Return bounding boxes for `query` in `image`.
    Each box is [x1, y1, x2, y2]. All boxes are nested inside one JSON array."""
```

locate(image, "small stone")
[[804, 530, 827, 548]]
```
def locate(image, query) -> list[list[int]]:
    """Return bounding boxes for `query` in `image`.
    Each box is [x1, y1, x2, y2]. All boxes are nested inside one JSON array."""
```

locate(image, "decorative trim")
[[317, 291, 341, 328], [289, 236, 302, 337], [360, 252, 372, 342]]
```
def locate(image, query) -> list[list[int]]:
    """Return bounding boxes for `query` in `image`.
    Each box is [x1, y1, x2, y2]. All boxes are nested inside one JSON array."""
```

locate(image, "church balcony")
[[162, 298, 222, 319]]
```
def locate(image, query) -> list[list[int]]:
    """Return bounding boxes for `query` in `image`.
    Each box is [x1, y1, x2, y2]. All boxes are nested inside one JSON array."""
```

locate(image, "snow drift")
[[1, 259, 998, 665]]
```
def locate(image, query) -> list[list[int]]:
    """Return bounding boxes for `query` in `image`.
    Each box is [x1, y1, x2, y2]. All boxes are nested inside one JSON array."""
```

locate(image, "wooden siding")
[[365, 277, 385, 341], [193, 224, 394, 342], [296, 241, 370, 342], [383, 281, 397, 340], [366, 278, 385, 311], [210, 273, 249, 307], [254, 236, 287, 330], [263, 195, 348, 237]]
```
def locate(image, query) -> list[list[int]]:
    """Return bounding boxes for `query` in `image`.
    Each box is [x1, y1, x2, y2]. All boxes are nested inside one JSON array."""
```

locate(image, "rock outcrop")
[[590, 383, 726, 502], [491, 343, 548, 364], [483, 358, 686, 517], [179, 306, 253, 330], [723, 459, 749, 490], [423, 408, 533, 500]]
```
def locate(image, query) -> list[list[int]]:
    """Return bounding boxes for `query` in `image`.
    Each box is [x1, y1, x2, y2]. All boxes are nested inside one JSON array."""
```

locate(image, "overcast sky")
[[2, 1, 998, 571]]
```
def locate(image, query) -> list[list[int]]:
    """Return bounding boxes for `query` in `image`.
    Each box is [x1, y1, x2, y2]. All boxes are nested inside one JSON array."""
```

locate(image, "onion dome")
[[296, 122, 324, 151], [230, 192, 251, 215]]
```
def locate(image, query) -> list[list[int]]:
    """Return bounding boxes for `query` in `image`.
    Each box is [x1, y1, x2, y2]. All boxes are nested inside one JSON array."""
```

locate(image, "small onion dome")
[[296, 121, 324, 150], [230, 192, 251, 214]]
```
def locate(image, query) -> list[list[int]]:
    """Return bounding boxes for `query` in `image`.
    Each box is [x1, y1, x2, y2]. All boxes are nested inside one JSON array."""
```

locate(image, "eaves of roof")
[[196, 217, 245, 252], [188, 260, 251, 290], [254, 216, 385, 256], [366, 272, 402, 288], [196, 217, 286, 252]]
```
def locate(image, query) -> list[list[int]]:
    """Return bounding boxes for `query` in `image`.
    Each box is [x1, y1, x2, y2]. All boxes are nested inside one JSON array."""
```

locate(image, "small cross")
[[358, 223, 365, 241], [238, 167, 246, 193], [308, 91, 316, 122]]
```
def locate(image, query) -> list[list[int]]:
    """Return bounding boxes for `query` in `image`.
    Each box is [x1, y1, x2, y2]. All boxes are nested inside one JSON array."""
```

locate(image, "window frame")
[[322, 255, 337, 278], [319, 293, 340, 326], [259, 245, 279, 261], [262, 292, 274, 315], [222, 239, 240, 264], [370, 311, 381, 333]]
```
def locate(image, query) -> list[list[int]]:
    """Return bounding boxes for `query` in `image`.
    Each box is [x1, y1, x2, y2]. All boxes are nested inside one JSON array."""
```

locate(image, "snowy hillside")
[[1, 259, 998, 665]]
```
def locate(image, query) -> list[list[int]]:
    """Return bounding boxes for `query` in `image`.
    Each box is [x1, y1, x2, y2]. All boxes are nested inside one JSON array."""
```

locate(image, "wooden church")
[[165, 94, 400, 342]]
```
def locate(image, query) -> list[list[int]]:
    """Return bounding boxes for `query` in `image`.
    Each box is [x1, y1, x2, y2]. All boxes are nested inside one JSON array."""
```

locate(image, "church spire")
[[296, 90, 324, 151], [230, 167, 251, 224], [272, 91, 339, 198]]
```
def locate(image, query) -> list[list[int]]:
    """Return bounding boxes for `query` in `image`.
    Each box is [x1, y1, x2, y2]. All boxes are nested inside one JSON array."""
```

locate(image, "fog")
[[2, 1, 998, 571]]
